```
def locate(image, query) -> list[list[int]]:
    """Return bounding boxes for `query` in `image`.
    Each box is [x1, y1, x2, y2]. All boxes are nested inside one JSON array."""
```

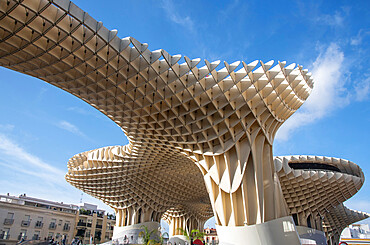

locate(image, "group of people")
[[48, 235, 67, 245]]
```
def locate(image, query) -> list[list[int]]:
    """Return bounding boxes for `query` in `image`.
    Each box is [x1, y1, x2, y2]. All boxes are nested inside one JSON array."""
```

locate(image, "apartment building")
[[0, 194, 77, 245], [340, 224, 370, 244], [74, 203, 115, 244], [0, 195, 115, 245], [203, 228, 218, 245]]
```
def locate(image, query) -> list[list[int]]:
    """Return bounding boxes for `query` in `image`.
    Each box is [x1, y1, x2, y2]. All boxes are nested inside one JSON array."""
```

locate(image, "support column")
[[165, 209, 208, 244], [193, 133, 301, 245], [113, 207, 161, 244]]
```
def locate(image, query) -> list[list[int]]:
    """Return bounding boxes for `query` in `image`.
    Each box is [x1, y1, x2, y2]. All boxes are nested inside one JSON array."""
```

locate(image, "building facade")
[[74, 203, 115, 244], [0, 195, 115, 245], [203, 228, 218, 245], [340, 224, 370, 244], [0, 194, 77, 245]]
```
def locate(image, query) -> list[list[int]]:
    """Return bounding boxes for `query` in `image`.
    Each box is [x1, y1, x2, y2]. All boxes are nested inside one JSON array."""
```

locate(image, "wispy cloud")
[[354, 75, 370, 101], [0, 133, 65, 183], [219, 0, 240, 18], [0, 133, 114, 212], [56, 120, 85, 137], [350, 29, 370, 46], [66, 107, 104, 118], [160, 0, 194, 31], [316, 11, 344, 27], [276, 43, 349, 140], [0, 124, 15, 131]]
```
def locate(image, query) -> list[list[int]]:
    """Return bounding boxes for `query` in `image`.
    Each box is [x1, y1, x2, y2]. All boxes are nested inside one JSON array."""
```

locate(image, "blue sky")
[[0, 0, 369, 229]]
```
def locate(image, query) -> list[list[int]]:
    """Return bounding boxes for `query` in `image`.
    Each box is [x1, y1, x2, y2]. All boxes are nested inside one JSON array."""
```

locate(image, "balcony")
[[17, 235, 27, 240], [21, 221, 30, 227], [35, 221, 43, 228], [3, 218, 14, 225], [79, 209, 92, 216], [77, 222, 87, 227], [0, 234, 9, 240], [49, 223, 56, 229]]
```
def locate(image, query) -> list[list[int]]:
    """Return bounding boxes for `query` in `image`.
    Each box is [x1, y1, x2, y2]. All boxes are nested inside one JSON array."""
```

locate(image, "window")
[[20, 229, 27, 240], [33, 231, 40, 240], [63, 221, 70, 231], [125, 210, 128, 226], [2, 228, 10, 239], [48, 232, 54, 239], [7, 212, 14, 219], [50, 219, 57, 229], [292, 214, 299, 226], [137, 209, 142, 223], [35, 217, 43, 228], [307, 214, 312, 228], [58, 220, 63, 226], [24, 215, 30, 221]]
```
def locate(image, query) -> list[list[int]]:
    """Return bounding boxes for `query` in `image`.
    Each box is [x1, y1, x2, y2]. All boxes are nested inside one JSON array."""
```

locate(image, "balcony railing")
[[3, 218, 14, 225], [17, 235, 27, 240], [49, 223, 56, 229], [35, 221, 43, 228], [77, 222, 86, 227], [0, 234, 9, 239], [21, 221, 30, 227]]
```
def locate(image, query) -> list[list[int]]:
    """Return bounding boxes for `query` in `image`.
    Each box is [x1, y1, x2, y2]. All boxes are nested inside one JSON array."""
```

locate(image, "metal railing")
[[18, 235, 27, 240], [77, 222, 86, 227], [3, 218, 14, 225], [0, 233, 9, 239]]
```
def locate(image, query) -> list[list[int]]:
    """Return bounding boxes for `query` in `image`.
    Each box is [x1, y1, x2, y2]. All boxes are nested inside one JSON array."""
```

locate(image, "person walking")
[[62, 235, 66, 245]]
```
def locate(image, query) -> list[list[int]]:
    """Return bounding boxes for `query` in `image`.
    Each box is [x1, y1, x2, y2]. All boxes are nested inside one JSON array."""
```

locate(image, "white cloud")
[[0, 134, 65, 178], [56, 120, 85, 137], [276, 43, 349, 141], [160, 0, 194, 31], [354, 75, 370, 101], [0, 124, 15, 131], [316, 11, 344, 27], [350, 29, 370, 46], [66, 107, 104, 119], [0, 133, 114, 213], [219, 0, 240, 18]]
